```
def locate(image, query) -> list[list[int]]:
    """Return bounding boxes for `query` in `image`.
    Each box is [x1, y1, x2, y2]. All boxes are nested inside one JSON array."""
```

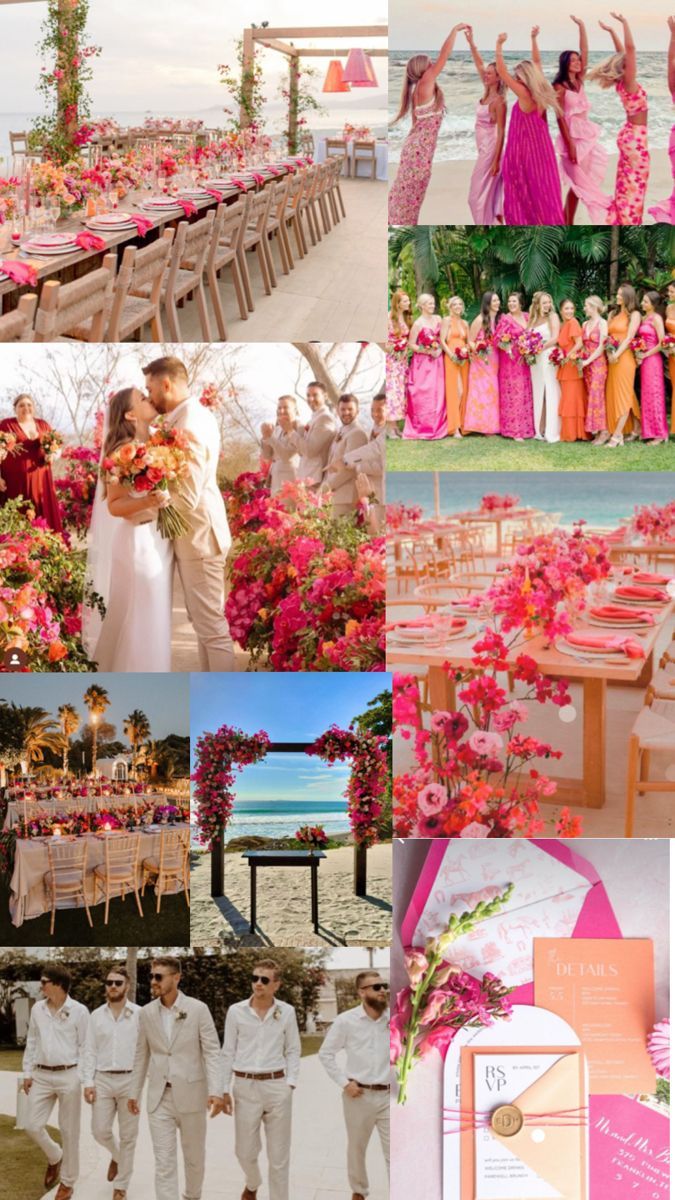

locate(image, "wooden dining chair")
[[92, 832, 143, 925], [283, 171, 308, 260], [314, 163, 335, 237], [625, 695, 675, 837], [240, 187, 275, 310], [136, 211, 214, 342], [297, 166, 323, 248], [0, 294, 37, 342], [204, 196, 250, 337], [105, 228, 175, 342], [326, 155, 347, 221], [44, 839, 93, 936], [265, 176, 294, 278], [34, 253, 117, 342], [141, 826, 190, 913], [325, 138, 348, 175], [352, 139, 377, 180]]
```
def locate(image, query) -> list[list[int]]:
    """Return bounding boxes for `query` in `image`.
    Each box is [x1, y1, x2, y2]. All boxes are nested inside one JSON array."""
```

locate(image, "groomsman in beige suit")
[[288, 381, 337, 487], [319, 971, 390, 1200], [260, 396, 300, 496], [322, 394, 369, 517], [128, 958, 222, 1200], [343, 394, 386, 531], [221, 959, 301, 1200], [22, 964, 89, 1200], [142, 357, 234, 671]]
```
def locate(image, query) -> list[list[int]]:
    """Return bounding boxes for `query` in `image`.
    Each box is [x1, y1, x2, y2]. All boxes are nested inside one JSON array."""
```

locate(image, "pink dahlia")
[[647, 1018, 669, 1080]]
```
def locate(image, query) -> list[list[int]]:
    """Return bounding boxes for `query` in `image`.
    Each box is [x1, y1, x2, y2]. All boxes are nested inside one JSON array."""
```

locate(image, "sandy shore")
[[389, 152, 672, 225], [191, 843, 393, 948]]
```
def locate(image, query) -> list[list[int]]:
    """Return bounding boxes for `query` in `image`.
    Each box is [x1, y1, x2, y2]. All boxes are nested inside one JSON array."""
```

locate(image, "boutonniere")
[[273, 1008, 281, 1021], [176, 1010, 188, 1021], [59, 1009, 70, 1022]]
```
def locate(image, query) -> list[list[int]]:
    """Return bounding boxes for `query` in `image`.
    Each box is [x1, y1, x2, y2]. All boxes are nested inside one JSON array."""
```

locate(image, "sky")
[[389, 1, 672, 51], [190, 672, 390, 803], [0, 671, 189, 741]]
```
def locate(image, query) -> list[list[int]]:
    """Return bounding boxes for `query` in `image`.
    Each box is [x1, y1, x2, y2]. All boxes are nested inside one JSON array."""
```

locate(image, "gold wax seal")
[[491, 1105, 523, 1136]]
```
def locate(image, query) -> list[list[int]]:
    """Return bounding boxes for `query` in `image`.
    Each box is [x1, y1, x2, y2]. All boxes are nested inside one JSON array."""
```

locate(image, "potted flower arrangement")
[[294, 824, 329, 852]]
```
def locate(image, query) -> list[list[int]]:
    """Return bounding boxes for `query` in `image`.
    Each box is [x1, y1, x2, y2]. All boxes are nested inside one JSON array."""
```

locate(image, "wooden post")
[[240, 27, 255, 130], [354, 844, 367, 897], [211, 824, 224, 897], [57, 0, 77, 151], [288, 50, 299, 154]]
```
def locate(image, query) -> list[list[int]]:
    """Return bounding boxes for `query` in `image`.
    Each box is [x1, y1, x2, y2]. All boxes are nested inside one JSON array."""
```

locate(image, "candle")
[[52, 825, 62, 838]]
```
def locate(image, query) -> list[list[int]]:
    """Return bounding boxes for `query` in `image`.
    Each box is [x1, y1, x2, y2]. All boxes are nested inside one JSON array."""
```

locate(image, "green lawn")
[[301, 1034, 324, 1057], [0, 1114, 61, 1200], [387, 436, 675, 473]]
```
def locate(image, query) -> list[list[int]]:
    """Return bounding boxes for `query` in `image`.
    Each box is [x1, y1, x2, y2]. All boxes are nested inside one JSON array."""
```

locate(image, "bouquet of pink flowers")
[[387, 502, 423, 531], [630, 335, 649, 364], [471, 332, 492, 362], [496, 330, 516, 356], [101, 424, 192, 539], [516, 329, 544, 365], [661, 334, 675, 358], [448, 345, 470, 366], [630, 501, 675, 544], [416, 326, 441, 354], [480, 493, 520, 512], [387, 331, 409, 360], [294, 824, 329, 849], [39, 430, 64, 462], [605, 335, 621, 362], [0, 430, 20, 462], [549, 346, 567, 369], [199, 383, 223, 410]]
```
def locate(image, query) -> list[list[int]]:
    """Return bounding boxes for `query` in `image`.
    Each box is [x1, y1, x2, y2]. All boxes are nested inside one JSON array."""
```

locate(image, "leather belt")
[[234, 1070, 285, 1081], [99, 1069, 132, 1075], [36, 1064, 77, 1072], [355, 1082, 389, 1091]]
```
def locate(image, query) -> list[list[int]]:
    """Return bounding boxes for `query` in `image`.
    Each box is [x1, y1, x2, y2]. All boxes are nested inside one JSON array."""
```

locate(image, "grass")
[[0, 1049, 24, 1072], [387, 435, 675, 472], [301, 1035, 324, 1057], [0, 1113, 61, 1200]]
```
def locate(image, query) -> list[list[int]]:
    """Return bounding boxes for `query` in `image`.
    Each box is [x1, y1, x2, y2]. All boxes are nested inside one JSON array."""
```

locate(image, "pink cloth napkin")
[[126, 214, 153, 237], [266, 165, 282, 176], [176, 198, 197, 218], [615, 584, 669, 602], [384, 615, 467, 633], [590, 604, 655, 624], [229, 178, 249, 192], [0, 260, 38, 287], [75, 231, 106, 252], [204, 188, 224, 202], [633, 571, 673, 585], [249, 172, 266, 186], [566, 631, 645, 658], [296, 156, 313, 166]]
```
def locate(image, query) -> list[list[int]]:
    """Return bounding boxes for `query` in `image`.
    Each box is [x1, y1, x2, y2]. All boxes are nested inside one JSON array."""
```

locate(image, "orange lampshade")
[[323, 59, 351, 93], [342, 47, 377, 88]]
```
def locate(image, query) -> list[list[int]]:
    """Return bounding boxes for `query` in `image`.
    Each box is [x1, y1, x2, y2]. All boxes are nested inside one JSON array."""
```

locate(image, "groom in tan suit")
[[322, 394, 369, 518], [127, 957, 222, 1200], [143, 357, 234, 671]]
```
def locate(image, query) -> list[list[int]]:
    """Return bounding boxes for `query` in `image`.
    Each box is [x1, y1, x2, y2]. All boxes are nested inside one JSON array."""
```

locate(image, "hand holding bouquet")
[[471, 333, 491, 362], [516, 328, 544, 365], [497, 330, 515, 356], [661, 334, 675, 358], [39, 429, 64, 462], [101, 423, 193, 539], [605, 335, 621, 363], [0, 430, 20, 462], [630, 335, 649, 364], [417, 325, 441, 356], [549, 346, 568, 369], [388, 331, 409, 361], [448, 345, 470, 366]]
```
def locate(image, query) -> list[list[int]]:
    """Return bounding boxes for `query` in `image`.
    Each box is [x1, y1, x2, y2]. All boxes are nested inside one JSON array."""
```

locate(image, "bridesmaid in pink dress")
[[463, 292, 501, 436], [495, 294, 534, 440], [580, 295, 609, 444], [589, 14, 650, 225], [496, 30, 565, 225], [403, 295, 448, 440], [636, 291, 668, 444], [386, 290, 412, 435], [389, 25, 467, 225], [549, 18, 611, 224], [647, 18, 675, 224], [464, 26, 506, 224]]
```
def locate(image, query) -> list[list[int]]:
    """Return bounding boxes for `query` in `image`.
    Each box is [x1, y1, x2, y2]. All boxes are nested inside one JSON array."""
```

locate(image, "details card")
[[534, 938, 655, 1094]]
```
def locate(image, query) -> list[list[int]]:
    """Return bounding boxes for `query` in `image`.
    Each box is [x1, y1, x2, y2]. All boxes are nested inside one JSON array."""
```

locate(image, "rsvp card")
[[534, 938, 655, 1094]]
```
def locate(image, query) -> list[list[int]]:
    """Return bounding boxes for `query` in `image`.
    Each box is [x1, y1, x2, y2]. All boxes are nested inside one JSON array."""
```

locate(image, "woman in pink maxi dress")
[[389, 25, 467, 225], [495, 298, 534, 440], [463, 292, 501, 436], [403, 298, 448, 440], [636, 293, 668, 443], [589, 15, 649, 226], [648, 18, 675, 224], [464, 27, 506, 224], [581, 296, 609, 442], [550, 20, 610, 224], [496, 32, 564, 225]]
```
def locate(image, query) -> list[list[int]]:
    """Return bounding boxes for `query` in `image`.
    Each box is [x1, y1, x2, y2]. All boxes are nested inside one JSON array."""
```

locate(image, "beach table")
[[452, 507, 536, 557], [242, 849, 326, 934]]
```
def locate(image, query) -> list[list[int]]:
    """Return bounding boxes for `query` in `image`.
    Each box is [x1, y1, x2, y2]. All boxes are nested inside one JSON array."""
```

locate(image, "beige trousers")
[[342, 1088, 390, 1197], [232, 1076, 293, 1200], [91, 1071, 139, 1191], [24, 1066, 81, 1186], [148, 1086, 206, 1200], [175, 552, 234, 671], [331, 501, 357, 519]]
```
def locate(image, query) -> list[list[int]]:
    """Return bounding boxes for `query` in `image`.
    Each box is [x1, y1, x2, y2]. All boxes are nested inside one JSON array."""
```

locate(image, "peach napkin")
[[566, 631, 645, 658], [615, 584, 668, 602], [633, 571, 673, 585], [589, 604, 655, 624]]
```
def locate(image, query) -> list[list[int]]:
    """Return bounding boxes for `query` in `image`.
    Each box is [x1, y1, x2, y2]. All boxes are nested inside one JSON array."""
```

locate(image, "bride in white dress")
[[528, 291, 561, 443], [83, 387, 173, 672]]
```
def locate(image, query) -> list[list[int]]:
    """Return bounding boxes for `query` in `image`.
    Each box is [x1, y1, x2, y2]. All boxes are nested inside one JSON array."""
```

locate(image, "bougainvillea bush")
[[54, 444, 100, 536], [191, 724, 271, 846], [308, 725, 390, 847]]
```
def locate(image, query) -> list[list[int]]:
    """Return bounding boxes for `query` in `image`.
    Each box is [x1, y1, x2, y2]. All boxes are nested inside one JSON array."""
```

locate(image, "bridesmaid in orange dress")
[[556, 300, 588, 442], [666, 281, 675, 435], [605, 284, 641, 448], [0, 394, 63, 531], [440, 296, 470, 437]]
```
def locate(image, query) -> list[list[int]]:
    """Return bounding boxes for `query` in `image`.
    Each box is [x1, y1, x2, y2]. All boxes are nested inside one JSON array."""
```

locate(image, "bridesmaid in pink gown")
[[496, 30, 564, 225], [463, 292, 501, 436], [647, 18, 675, 224], [495, 295, 534, 440], [636, 292, 668, 443], [580, 295, 609, 443], [550, 19, 610, 224], [389, 25, 467, 225], [464, 26, 506, 224], [589, 14, 649, 225], [403, 295, 448, 440]]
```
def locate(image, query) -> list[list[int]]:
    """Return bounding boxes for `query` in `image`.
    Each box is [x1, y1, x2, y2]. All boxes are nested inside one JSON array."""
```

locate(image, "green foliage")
[[219, 37, 266, 132], [30, 0, 101, 163], [334, 975, 360, 1013], [352, 691, 393, 841], [279, 64, 326, 154]]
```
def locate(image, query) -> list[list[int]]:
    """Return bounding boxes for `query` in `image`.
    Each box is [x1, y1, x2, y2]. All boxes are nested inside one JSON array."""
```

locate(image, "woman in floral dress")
[[495, 293, 534, 440], [581, 295, 609, 444], [403, 295, 447, 439], [589, 14, 650, 225], [463, 291, 501, 436], [386, 290, 412, 436]]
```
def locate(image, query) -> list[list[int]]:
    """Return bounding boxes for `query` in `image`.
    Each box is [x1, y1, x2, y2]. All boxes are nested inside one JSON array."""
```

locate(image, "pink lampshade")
[[342, 47, 378, 88], [322, 59, 351, 93]]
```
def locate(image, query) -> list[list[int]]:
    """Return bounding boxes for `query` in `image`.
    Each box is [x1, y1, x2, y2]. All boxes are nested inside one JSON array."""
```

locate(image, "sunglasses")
[[252, 974, 272, 985], [105, 980, 125, 988], [150, 973, 168, 982], [362, 982, 388, 992]]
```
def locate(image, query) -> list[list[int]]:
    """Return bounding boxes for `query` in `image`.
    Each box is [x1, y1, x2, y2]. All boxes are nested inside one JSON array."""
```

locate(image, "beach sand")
[[190, 843, 393, 948], [389, 152, 673, 225]]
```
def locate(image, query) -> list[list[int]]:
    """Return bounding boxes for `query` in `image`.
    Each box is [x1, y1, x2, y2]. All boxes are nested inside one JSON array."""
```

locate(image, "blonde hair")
[[417, 293, 435, 311], [390, 289, 412, 330], [528, 292, 554, 328], [588, 53, 626, 89], [443, 295, 465, 317], [585, 295, 606, 315], [390, 55, 444, 125], [514, 60, 562, 114]]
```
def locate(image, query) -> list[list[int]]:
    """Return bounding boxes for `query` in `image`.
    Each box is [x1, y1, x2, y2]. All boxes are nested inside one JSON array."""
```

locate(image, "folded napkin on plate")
[[266, 165, 282, 176], [204, 188, 224, 203], [249, 172, 266, 186], [126, 214, 153, 237], [176, 198, 197, 218], [589, 604, 655, 624], [633, 571, 673, 585], [283, 163, 296, 175], [615, 584, 669, 602], [384, 615, 466, 633], [296, 156, 313, 167], [75, 231, 106, 252], [229, 178, 249, 192], [566, 631, 645, 658], [0, 260, 38, 287]]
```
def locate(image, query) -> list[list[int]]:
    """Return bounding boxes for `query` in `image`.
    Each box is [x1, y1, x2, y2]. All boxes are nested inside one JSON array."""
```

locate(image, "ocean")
[[386, 471, 674, 527], [388, 50, 671, 162], [190, 799, 350, 846]]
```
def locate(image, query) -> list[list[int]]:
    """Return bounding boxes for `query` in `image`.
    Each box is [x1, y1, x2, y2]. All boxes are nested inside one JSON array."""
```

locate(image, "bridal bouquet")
[[496, 330, 516, 356], [661, 334, 675, 357], [605, 335, 621, 363], [416, 326, 441, 354], [549, 346, 568, 369], [101, 426, 193, 539], [39, 430, 64, 462], [0, 430, 19, 461], [516, 328, 544, 365]]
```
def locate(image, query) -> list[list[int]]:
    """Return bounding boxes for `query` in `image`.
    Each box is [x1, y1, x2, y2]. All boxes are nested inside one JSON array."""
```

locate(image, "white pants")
[[342, 1088, 390, 1197], [148, 1086, 206, 1200], [24, 1066, 81, 1186], [91, 1071, 139, 1191], [232, 1077, 293, 1200]]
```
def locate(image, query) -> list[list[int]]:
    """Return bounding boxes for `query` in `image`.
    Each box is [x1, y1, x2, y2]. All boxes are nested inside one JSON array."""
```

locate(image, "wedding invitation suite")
[[533, 938, 656, 1094]]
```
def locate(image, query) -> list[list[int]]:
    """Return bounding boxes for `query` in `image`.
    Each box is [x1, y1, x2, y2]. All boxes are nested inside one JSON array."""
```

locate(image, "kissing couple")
[[83, 356, 234, 673]]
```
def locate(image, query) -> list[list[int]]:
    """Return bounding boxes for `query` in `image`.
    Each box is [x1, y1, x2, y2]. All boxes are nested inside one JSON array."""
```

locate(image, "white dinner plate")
[[556, 637, 632, 663], [22, 240, 79, 256], [586, 615, 653, 629]]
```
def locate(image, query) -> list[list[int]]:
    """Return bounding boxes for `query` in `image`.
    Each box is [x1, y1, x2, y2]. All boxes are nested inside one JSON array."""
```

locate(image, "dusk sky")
[[1, 673, 189, 742]]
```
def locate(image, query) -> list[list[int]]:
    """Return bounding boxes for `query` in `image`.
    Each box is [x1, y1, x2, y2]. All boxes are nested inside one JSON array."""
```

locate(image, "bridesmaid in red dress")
[[0, 394, 63, 532]]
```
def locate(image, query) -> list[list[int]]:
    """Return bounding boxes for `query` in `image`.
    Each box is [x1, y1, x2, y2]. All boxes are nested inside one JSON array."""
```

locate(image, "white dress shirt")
[[23, 996, 90, 1080], [221, 998, 301, 1092], [81, 1000, 140, 1086], [319, 1005, 390, 1088]]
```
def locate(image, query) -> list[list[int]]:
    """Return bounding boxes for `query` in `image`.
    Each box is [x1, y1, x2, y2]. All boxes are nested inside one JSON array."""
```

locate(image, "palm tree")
[[57, 704, 81, 777], [83, 685, 110, 776], [124, 710, 151, 778], [11, 705, 62, 766]]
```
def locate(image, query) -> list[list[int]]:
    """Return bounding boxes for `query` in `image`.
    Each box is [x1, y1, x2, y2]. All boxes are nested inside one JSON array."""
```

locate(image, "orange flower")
[[117, 442, 137, 464], [48, 640, 68, 663]]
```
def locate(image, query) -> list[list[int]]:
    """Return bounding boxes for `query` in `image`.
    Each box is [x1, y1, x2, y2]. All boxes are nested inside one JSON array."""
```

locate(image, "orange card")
[[534, 938, 655, 1094]]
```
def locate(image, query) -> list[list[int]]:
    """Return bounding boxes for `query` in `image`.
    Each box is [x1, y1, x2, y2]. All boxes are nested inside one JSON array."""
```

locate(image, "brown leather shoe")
[[241, 1189, 257, 1200], [54, 1185, 73, 1200], [352, 1194, 366, 1199], [107, 1159, 118, 1181], [113, 1191, 127, 1200], [44, 1159, 62, 1189]]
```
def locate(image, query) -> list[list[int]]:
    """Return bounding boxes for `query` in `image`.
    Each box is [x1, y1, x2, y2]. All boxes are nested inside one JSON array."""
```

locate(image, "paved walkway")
[[1, 1055, 388, 1199]]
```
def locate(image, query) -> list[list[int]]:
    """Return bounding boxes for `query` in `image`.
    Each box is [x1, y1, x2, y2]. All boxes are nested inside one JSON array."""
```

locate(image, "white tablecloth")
[[314, 136, 388, 181]]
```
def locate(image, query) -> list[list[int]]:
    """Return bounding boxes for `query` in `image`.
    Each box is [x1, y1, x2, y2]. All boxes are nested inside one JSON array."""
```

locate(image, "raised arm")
[[571, 16, 588, 72], [599, 18, 624, 54], [668, 15, 675, 97], [421, 24, 467, 91], [610, 13, 636, 90], [531, 26, 542, 70], [464, 25, 486, 79], [495, 33, 532, 105]]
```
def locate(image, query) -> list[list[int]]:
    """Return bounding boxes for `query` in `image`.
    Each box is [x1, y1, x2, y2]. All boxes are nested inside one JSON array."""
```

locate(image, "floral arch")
[[191, 722, 389, 897]]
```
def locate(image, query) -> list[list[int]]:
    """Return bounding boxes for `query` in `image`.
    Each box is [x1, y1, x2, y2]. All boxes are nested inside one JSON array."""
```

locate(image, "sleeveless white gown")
[[530, 321, 561, 443]]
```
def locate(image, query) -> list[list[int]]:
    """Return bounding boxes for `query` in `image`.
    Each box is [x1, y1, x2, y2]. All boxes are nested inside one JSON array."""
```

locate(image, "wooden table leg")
[[249, 862, 256, 934], [428, 666, 456, 712], [311, 863, 319, 932], [582, 676, 606, 809]]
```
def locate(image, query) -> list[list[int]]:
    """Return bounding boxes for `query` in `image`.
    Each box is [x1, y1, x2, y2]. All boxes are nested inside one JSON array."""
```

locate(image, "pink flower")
[[647, 1018, 669, 1080], [403, 947, 428, 986], [417, 782, 447, 816], [459, 821, 491, 838], [468, 730, 503, 757], [419, 989, 448, 1025]]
